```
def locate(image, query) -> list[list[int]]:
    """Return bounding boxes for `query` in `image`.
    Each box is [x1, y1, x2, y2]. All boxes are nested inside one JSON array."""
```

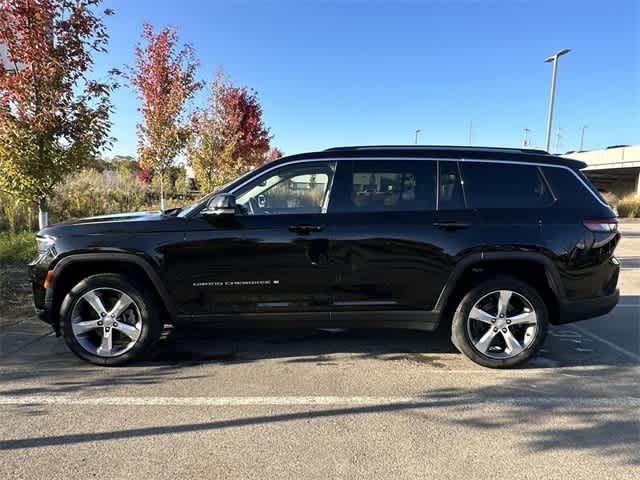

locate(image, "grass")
[[617, 194, 640, 218], [0, 231, 37, 265]]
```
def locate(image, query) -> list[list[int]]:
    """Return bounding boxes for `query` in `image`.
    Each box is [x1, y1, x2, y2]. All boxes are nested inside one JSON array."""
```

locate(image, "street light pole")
[[579, 125, 588, 151], [544, 48, 571, 152], [414, 129, 421, 145]]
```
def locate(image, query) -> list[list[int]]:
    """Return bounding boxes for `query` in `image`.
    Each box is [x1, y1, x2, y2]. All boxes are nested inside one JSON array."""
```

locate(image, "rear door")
[[327, 159, 475, 313]]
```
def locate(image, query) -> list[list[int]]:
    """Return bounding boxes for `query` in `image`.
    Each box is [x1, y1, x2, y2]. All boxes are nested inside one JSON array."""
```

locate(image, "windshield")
[[177, 169, 258, 217]]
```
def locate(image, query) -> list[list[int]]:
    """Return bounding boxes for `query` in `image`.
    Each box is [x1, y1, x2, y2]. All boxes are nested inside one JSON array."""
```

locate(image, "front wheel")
[[451, 277, 549, 368], [60, 273, 162, 366]]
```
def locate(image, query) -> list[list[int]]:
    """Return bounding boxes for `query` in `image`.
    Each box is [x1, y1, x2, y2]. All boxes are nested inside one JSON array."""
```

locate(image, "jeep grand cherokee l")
[[29, 146, 620, 367]]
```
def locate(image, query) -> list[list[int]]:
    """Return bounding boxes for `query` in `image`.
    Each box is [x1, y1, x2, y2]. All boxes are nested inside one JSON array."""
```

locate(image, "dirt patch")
[[0, 262, 33, 328]]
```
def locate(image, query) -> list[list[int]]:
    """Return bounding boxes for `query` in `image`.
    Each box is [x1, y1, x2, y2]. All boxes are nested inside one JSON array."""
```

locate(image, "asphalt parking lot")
[[1, 226, 638, 479]]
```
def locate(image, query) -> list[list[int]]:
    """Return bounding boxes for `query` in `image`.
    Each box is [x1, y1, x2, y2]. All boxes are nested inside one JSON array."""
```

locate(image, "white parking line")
[[569, 324, 640, 363], [0, 395, 638, 407]]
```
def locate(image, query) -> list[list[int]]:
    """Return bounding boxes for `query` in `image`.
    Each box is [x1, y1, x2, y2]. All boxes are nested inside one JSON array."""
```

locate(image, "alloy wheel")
[[466, 290, 539, 359], [70, 288, 142, 357]]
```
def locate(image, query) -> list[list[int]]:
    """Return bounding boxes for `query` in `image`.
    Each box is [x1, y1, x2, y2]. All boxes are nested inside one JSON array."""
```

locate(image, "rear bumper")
[[555, 289, 619, 324]]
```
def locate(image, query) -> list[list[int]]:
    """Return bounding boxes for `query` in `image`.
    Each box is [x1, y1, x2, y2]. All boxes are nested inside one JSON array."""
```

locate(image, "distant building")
[[563, 145, 640, 197], [0, 43, 8, 70], [0, 40, 26, 73]]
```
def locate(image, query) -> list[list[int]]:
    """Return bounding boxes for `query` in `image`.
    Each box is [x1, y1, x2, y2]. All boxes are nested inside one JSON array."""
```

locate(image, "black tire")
[[60, 273, 162, 366], [450, 276, 549, 368]]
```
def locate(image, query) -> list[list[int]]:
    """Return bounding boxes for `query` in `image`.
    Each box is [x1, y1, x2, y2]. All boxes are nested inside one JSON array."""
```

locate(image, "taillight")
[[583, 218, 618, 232]]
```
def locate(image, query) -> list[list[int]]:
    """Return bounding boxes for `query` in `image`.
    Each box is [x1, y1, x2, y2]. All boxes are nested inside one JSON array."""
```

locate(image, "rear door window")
[[332, 160, 437, 212], [460, 162, 553, 209]]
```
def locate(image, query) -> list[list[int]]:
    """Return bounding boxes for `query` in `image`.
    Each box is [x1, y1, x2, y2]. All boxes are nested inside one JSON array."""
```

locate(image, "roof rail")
[[323, 145, 550, 155]]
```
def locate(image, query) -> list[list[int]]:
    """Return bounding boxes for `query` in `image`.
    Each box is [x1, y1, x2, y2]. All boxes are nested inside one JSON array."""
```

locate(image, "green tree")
[[0, 0, 116, 228], [129, 23, 201, 210]]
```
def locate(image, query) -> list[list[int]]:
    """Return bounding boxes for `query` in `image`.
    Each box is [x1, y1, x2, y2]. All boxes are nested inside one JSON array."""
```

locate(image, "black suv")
[[29, 146, 620, 367]]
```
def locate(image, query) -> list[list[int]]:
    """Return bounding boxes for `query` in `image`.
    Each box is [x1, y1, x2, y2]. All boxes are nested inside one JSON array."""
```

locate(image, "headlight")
[[36, 235, 56, 256]]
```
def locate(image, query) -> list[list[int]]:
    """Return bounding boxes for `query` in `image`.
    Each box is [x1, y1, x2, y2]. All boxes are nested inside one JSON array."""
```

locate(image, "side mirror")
[[202, 193, 236, 216]]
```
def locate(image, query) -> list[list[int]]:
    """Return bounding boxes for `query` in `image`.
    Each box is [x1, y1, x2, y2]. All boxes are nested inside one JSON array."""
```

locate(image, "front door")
[[174, 161, 337, 318]]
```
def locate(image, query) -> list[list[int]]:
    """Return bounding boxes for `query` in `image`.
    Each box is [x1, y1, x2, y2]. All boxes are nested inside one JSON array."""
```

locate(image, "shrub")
[[0, 168, 196, 233], [617, 194, 640, 218], [0, 232, 37, 264], [49, 169, 155, 222], [601, 191, 619, 207], [0, 192, 38, 232]]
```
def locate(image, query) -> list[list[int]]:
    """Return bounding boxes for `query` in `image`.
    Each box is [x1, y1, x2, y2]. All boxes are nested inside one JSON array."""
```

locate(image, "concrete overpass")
[[563, 145, 640, 197]]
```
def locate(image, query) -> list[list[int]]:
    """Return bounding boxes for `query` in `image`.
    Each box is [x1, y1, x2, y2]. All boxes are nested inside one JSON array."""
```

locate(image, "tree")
[[188, 71, 271, 193], [110, 155, 140, 177], [0, 0, 116, 228], [129, 23, 201, 210], [265, 147, 284, 163]]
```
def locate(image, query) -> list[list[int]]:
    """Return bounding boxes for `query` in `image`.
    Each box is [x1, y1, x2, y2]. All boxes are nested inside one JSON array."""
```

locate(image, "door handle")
[[289, 224, 325, 235], [433, 221, 471, 231]]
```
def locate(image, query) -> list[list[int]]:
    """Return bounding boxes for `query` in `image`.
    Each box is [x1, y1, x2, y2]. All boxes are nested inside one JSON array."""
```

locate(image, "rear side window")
[[337, 160, 436, 212], [460, 162, 553, 209], [577, 170, 608, 203], [542, 167, 602, 208]]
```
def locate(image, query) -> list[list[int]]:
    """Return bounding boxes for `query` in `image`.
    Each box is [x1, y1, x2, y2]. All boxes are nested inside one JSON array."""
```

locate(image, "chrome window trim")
[[219, 156, 611, 212]]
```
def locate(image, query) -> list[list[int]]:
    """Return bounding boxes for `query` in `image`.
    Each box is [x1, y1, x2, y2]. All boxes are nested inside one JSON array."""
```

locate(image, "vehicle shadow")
[[142, 292, 639, 369], [2, 293, 637, 393], [0, 292, 636, 406], [619, 230, 640, 238], [145, 326, 458, 367], [619, 256, 640, 268]]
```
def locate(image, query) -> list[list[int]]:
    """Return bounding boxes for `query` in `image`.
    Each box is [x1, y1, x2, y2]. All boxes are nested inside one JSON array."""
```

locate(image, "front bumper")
[[35, 307, 52, 325], [556, 289, 620, 324], [29, 255, 59, 333]]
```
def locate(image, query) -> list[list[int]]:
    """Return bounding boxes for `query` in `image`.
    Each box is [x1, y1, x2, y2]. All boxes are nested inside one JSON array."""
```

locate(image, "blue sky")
[[95, 0, 639, 158]]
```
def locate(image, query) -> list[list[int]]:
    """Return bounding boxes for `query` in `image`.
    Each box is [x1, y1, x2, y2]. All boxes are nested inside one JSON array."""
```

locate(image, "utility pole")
[[544, 48, 571, 151], [579, 125, 588, 151], [468, 121, 473, 145], [414, 129, 421, 145], [522, 128, 531, 147]]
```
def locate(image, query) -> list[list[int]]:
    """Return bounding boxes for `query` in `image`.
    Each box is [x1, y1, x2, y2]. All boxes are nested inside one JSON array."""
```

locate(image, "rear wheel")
[[451, 276, 548, 368], [61, 273, 162, 366]]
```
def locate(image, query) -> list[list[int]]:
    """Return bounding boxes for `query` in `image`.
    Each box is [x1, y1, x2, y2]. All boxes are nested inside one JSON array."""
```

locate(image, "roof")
[[275, 145, 587, 170]]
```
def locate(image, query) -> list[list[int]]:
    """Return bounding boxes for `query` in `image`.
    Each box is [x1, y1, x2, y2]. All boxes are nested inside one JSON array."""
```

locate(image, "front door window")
[[234, 162, 336, 215]]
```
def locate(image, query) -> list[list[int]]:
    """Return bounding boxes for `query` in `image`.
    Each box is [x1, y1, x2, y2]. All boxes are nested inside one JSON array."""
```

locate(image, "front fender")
[[45, 252, 176, 322]]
